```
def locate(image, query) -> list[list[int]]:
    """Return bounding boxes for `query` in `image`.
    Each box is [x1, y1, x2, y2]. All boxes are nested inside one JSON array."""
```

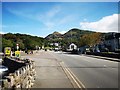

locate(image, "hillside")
[[64, 28, 94, 39], [45, 31, 63, 41], [45, 28, 95, 45], [2, 33, 44, 51]]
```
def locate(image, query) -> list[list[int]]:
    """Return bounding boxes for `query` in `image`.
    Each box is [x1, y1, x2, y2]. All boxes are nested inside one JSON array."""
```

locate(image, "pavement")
[[84, 54, 120, 62], [21, 50, 74, 88]]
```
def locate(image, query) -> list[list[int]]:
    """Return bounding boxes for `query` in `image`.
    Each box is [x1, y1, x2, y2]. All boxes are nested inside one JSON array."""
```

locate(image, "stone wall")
[[86, 52, 120, 59], [1, 57, 36, 89]]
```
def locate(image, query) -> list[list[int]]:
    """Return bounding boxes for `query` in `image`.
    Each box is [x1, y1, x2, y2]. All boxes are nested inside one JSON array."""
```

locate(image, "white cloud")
[[59, 30, 67, 34], [5, 4, 77, 36], [46, 5, 61, 18], [0, 31, 5, 34], [37, 6, 76, 32], [59, 15, 74, 25], [0, 25, 5, 34], [83, 18, 87, 22], [45, 22, 55, 29], [80, 14, 119, 33], [6, 7, 35, 20], [36, 5, 62, 30]]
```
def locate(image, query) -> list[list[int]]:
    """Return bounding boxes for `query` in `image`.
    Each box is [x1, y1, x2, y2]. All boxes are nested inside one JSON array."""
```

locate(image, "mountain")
[[45, 28, 95, 42], [45, 31, 63, 41], [63, 28, 94, 39]]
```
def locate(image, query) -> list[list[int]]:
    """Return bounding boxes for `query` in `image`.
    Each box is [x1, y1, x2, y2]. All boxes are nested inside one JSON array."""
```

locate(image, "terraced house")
[[103, 32, 120, 52]]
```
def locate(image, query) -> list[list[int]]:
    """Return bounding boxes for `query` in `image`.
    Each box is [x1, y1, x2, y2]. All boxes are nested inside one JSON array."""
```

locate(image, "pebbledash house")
[[103, 32, 120, 52]]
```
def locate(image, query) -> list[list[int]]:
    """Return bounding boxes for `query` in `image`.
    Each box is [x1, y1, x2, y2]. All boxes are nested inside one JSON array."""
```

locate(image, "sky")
[[1, 2, 119, 37]]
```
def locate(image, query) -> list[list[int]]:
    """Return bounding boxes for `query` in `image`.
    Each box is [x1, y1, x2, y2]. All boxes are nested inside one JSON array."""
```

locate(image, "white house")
[[68, 43, 77, 51]]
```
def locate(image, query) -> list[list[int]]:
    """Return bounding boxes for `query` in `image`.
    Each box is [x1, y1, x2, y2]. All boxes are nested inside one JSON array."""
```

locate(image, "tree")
[[79, 33, 102, 47], [16, 38, 25, 50], [2, 38, 13, 51], [3, 33, 44, 51]]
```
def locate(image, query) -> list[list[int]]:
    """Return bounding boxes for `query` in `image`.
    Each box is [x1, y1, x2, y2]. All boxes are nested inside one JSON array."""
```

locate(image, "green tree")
[[16, 38, 25, 50], [79, 33, 102, 47], [2, 38, 13, 51]]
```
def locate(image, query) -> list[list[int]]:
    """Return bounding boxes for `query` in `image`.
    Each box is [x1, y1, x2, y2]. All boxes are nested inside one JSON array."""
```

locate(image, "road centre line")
[[67, 67, 86, 89], [59, 62, 77, 88], [59, 61, 86, 90]]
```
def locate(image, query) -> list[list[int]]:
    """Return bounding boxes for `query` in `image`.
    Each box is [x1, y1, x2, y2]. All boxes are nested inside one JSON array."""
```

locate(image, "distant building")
[[103, 33, 120, 52], [54, 43, 59, 47], [49, 42, 61, 51], [68, 43, 77, 51], [50, 43, 59, 47], [78, 46, 88, 54]]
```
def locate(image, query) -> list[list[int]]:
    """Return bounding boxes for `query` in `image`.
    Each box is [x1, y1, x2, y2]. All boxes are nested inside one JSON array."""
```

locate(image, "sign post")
[[15, 51, 20, 58], [4, 47, 11, 56], [15, 44, 20, 58], [16, 44, 19, 51]]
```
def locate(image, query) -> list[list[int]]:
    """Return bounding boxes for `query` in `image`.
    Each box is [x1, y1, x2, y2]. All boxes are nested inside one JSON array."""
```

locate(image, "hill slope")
[[45, 28, 95, 45], [45, 31, 63, 41], [2, 33, 44, 51]]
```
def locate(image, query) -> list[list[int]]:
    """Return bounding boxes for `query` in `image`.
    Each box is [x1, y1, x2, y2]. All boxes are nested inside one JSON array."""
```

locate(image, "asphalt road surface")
[[21, 50, 118, 88], [52, 51, 118, 88]]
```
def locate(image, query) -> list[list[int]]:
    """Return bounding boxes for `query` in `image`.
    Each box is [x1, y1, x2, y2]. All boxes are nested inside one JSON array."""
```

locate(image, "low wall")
[[1, 57, 36, 89], [86, 52, 120, 59]]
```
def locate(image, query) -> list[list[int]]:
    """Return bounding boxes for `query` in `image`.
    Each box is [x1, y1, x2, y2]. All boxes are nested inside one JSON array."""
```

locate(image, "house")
[[103, 33, 120, 52], [78, 46, 88, 54], [50, 42, 61, 51], [68, 43, 77, 51], [54, 43, 59, 47]]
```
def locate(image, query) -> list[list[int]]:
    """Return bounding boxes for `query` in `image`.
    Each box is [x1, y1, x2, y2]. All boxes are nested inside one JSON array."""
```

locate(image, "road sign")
[[4, 47, 11, 56], [15, 51, 21, 57]]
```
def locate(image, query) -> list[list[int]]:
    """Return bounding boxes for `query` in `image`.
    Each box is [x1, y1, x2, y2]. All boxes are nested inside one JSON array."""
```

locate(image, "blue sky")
[[2, 2, 118, 37]]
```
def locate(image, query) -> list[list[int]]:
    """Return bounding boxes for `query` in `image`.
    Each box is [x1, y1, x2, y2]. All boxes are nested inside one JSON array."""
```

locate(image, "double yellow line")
[[59, 61, 86, 90]]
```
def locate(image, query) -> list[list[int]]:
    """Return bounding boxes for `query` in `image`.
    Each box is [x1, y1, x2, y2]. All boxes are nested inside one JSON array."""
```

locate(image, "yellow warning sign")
[[15, 51, 21, 57], [4, 47, 11, 56]]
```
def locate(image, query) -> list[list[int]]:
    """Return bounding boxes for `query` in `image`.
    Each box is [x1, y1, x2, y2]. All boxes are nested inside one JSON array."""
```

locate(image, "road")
[[21, 50, 118, 88], [52, 51, 118, 88]]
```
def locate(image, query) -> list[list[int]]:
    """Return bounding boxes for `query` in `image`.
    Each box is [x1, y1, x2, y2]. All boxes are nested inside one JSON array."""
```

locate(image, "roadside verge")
[[84, 54, 120, 62]]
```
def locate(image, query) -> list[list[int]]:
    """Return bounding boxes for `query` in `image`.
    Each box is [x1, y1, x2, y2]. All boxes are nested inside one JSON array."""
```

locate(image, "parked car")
[[0, 65, 8, 79], [54, 48, 59, 51]]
